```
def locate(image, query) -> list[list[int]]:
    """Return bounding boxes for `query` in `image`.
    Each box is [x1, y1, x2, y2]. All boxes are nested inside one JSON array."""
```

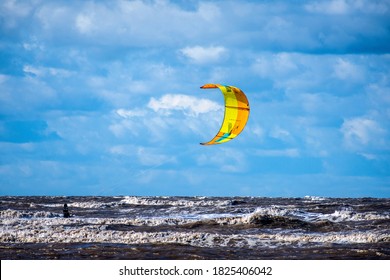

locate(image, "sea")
[[0, 196, 389, 260]]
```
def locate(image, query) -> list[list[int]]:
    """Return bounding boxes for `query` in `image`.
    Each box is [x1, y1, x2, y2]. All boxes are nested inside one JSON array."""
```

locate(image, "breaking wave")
[[0, 209, 61, 219], [1, 196, 389, 257], [120, 196, 232, 207]]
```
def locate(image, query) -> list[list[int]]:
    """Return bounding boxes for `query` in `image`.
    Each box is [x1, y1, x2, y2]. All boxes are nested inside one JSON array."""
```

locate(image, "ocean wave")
[[1, 196, 389, 254], [303, 196, 328, 201], [120, 196, 232, 207], [323, 208, 390, 222], [246, 206, 390, 223], [0, 209, 61, 219], [1, 218, 388, 246], [1, 204, 388, 227], [33, 197, 233, 209]]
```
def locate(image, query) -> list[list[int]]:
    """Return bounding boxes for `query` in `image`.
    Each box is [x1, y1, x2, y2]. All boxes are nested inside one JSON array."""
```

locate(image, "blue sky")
[[1, 0, 389, 197]]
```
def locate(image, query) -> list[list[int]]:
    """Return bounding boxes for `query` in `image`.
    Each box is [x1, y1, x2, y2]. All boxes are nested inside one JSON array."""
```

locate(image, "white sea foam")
[[36, 201, 117, 209], [120, 196, 231, 207], [250, 206, 296, 217], [0, 209, 61, 219], [1, 198, 389, 249], [1, 204, 388, 228], [35, 197, 232, 209], [323, 208, 390, 222], [303, 196, 328, 201], [1, 216, 388, 246], [247, 206, 390, 223]]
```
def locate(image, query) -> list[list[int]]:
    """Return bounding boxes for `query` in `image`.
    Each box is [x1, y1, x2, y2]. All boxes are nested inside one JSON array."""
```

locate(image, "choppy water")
[[1, 196, 389, 259]]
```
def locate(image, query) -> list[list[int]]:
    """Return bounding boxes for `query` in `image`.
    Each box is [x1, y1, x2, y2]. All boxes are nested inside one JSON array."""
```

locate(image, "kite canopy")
[[200, 84, 250, 145]]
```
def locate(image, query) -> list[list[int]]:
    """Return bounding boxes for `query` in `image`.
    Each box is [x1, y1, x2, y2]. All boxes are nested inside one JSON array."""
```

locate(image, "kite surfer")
[[63, 203, 70, 218]]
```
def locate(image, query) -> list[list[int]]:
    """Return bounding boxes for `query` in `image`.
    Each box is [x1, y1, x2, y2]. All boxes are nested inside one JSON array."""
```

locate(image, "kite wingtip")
[[200, 84, 218, 89]]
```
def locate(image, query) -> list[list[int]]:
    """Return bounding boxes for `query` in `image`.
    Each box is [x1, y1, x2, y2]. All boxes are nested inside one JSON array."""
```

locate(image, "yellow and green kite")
[[200, 84, 250, 145]]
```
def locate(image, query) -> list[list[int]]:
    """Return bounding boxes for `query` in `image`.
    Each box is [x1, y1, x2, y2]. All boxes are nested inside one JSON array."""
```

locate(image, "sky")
[[0, 0, 389, 197]]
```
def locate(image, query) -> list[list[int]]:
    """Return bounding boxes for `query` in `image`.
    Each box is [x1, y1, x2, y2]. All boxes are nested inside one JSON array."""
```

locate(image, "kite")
[[200, 84, 250, 145]]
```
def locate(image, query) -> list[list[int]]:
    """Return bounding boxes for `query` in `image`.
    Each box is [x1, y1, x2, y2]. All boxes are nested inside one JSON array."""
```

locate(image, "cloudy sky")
[[1, 0, 389, 197]]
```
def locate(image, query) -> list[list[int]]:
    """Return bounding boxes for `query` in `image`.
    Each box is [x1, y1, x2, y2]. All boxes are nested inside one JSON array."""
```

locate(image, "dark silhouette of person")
[[63, 203, 70, 218]]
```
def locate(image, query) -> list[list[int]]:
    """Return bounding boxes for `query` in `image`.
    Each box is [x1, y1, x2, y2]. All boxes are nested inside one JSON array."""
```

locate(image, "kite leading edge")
[[200, 84, 250, 145]]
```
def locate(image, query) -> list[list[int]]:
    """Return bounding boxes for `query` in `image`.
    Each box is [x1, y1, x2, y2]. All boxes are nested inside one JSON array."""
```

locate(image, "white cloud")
[[270, 126, 293, 142], [255, 149, 300, 158], [367, 84, 390, 108], [137, 147, 176, 167], [197, 2, 221, 21], [108, 122, 127, 138], [23, 37, 45, 51], [251, 125, 265, 140], [0, 74, 9, 84], [109, 94, 224, 143], [252, 53, 374, 93], [148, 94, 222, 116], [116, 108, 146, 118], [333, 58, 364, 81], [305, 0, 389, 15], [109, 118, 143, 138], [23, 65, 73, 78], [75, 14, 93, 34], [252, 53, 302, 82], [197, 148, 247, 173], [341, 116, 387, 151], [0, 0, 34, 29], [31, 0, 224, 48], [305, 0, 349, 14], [180, 46, 227, 64], [5, 0, 388, 54], [109, 145, 176, 167], [109, 145, 128, 156], [23, 65, 43, 76]]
